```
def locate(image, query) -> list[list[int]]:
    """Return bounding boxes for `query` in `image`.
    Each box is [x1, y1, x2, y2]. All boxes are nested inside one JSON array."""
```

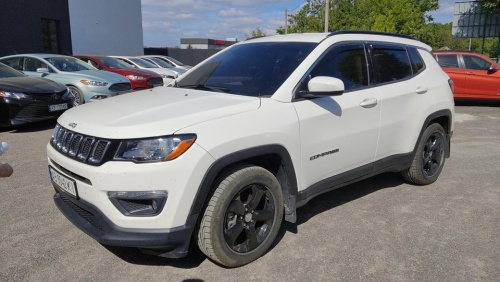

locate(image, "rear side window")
[[0, 57, 22, 70], [372, 45, 412, 84], [408, 48, 425, 74], [436, 54, 459, 68]]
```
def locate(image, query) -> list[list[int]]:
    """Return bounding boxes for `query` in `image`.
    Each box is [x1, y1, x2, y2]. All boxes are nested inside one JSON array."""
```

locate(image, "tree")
[[246, 27, 267, 39], [277, 0, 439, 39]]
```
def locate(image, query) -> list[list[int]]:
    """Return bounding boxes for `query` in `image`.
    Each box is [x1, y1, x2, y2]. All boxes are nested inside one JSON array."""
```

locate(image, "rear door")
[[461, 54, 500, 98], [435, 54, 466, 95]]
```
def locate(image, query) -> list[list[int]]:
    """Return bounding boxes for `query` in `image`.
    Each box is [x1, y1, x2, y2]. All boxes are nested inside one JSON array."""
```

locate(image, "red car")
[[74, 55, 163, 90], [434, 51, 500, 100]]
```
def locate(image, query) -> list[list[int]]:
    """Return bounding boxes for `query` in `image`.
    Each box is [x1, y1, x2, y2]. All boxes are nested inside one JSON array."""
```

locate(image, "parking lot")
[[0, 103, 499, 281]]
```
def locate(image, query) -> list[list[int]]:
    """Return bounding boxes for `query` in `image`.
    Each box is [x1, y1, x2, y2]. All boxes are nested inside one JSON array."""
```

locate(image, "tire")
[[197, 164, 284, 267], [68, 86, 84, 106], [403, 123, 446, 185]]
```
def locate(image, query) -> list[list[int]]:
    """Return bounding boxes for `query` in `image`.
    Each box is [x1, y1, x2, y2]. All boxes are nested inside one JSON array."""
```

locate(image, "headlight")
[[0, 91, 28, 99], [80, 80, 108, 86], [114, 134, 196, 162], [126, 75, 147, 80], [161, 74, 176, 79]]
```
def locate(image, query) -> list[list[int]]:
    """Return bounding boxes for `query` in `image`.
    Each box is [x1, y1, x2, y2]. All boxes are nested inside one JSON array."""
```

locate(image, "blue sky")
[[141, 0, 458, 47]]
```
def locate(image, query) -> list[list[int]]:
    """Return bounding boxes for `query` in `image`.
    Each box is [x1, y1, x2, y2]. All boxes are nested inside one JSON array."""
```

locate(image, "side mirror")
[[307, 76, 344, 96], [36, 67, 49, 73], [487, 65, 499, 74]]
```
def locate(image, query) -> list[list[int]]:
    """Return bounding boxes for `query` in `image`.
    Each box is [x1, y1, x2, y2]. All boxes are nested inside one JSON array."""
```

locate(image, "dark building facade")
[[0, 0, 72, 57]]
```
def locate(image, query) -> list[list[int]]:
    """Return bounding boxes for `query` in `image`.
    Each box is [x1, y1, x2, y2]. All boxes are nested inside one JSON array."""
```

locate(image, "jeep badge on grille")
[[69, 123, 77, 128]]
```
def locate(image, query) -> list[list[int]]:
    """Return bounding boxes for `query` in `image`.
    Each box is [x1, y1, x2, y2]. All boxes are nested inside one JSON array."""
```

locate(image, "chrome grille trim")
[[50, 124, 114, 166]]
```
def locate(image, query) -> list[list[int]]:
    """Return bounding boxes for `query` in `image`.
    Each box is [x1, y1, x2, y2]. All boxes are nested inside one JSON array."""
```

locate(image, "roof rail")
[[327, 30, 416, 40]]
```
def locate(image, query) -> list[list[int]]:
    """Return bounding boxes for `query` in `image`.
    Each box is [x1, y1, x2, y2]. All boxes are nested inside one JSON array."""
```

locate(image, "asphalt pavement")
[[0, 103, 499, 281]]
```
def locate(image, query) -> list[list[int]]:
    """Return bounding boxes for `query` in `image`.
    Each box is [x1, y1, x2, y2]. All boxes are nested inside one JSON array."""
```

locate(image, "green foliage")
[[246, 27, 267, 39], [276, 0, 500, 58]]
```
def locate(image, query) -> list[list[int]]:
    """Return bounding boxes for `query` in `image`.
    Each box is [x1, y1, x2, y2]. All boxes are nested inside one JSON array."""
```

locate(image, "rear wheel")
[[68, 86, 84, 106], [403, 123, 446, 185], [197, 165, 283, 267]]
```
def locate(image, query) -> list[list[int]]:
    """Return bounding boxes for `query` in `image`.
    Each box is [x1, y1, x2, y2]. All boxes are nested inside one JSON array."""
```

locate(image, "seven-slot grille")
[[51, 124, 113, 165]]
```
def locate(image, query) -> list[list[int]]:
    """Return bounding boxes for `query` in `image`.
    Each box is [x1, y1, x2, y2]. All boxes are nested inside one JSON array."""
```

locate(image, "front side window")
[[177, 42, 317, 97], [24, 57, 45, 72], [436, 54, 459, 69], [372, 45, 412, 84], [308, 44, 369, 91], [462, 55, 491, 70]]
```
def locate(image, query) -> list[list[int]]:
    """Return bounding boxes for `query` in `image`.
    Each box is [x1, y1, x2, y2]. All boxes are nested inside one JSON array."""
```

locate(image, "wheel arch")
[[414, 109, 453, 158], [188, 144, 299, 223]]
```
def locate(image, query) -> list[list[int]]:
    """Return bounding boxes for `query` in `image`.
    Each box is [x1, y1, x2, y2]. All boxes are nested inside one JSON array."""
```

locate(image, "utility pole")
[[285, 9, 288, 34], [324, 0, 329, 33]]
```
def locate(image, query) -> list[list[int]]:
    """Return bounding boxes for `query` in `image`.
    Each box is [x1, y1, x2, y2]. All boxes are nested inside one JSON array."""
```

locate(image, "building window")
[[41, 18, 60, 53]]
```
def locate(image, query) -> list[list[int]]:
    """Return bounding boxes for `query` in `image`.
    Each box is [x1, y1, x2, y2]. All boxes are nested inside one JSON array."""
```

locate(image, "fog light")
[[108, 191, 167, 216]]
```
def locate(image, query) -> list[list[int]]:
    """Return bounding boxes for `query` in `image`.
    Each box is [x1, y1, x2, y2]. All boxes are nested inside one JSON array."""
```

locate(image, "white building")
[[68, 0, 144, 55]]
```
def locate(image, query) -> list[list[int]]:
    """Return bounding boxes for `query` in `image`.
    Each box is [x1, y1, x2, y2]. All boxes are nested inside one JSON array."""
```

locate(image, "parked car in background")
[[0, 54, 132, 106], [143, 55, 192, 70], [0, 62, 72, 127], [110, 56, 177, 85], [138, 56, 187, 76], [434, 51, 500, 100], [74, 55, 164, 90]]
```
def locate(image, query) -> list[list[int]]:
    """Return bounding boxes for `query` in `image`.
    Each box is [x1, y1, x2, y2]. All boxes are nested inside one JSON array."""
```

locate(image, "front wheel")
[[403, 123, 447, 185], [68, 86, 84, 106], [197, 164, 284, 267]]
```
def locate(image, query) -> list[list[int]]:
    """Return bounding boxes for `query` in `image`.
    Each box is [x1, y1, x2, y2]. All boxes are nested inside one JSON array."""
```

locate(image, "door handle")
[[359, 98, 378, 108], [415, 87, 428, 94]]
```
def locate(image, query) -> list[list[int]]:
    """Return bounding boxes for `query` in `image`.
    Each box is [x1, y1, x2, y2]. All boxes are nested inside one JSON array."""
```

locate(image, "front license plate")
[[49, 166, 77, 198], [49, 103, 68, 112]]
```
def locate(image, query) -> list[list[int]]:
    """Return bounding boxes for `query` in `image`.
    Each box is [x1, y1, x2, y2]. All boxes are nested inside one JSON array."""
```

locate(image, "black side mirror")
[[487, 65, 499, 74]]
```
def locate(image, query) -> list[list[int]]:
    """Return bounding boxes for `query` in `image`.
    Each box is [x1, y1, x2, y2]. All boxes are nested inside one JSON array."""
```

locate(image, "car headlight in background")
[[114, 134, 196, 162], [80, 80, 108, 86], [0, 91, 28, 99], [126, 75, 147, 81]]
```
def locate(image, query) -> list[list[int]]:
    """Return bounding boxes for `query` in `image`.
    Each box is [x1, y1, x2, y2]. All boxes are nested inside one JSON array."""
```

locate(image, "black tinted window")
[[436, 54, 459, 68], [0, 63, 25, 78], [463, 55, 491, 70], [408, 48, 425, 74], [372, 46, 412, 83], [309, 45, 368, 91]]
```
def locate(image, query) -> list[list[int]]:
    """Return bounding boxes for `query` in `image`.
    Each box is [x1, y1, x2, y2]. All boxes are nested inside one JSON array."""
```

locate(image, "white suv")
[[47, 32, 454, 267]]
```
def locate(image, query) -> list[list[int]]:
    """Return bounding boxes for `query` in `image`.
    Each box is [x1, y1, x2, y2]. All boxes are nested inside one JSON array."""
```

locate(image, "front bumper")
[[0, 98, 71, 126], [53, 187, 197, 257]]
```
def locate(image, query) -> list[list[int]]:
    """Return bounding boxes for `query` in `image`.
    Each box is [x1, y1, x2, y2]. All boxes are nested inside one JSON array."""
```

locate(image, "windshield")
[[47, 57, 95, 72], [0, 63, 25, 78], [167, 56, 185, 66], [99, 57, 134, 69], [145, 57, 173, 68], [177, 42, 317, 97], [128, 58, 157, 68]]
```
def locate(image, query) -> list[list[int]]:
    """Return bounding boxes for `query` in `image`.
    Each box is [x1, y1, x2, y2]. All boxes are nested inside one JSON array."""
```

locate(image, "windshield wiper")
[[179, 84, 230, 93]]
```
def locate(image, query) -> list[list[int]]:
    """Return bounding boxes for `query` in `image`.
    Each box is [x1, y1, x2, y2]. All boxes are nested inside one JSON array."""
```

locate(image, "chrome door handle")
[[359, 98, 378, 108], [415, 87, 428, 94]]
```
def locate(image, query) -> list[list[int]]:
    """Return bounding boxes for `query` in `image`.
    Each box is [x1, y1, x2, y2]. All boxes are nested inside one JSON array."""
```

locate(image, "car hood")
[[68, 70, 129, 84], [0, 77, 66, 93], [57, 87, 261, 138]]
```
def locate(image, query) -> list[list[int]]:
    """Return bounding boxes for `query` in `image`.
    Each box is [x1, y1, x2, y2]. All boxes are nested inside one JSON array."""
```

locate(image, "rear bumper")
[[53, 187, 197, 258]]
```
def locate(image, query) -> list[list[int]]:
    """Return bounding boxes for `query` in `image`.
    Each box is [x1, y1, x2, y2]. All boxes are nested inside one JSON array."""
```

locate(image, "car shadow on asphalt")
[[277, 172, 405, 236], [0, 119, 57, 133], [455, 100, 500, 107], [103, 172, 405, 268]]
